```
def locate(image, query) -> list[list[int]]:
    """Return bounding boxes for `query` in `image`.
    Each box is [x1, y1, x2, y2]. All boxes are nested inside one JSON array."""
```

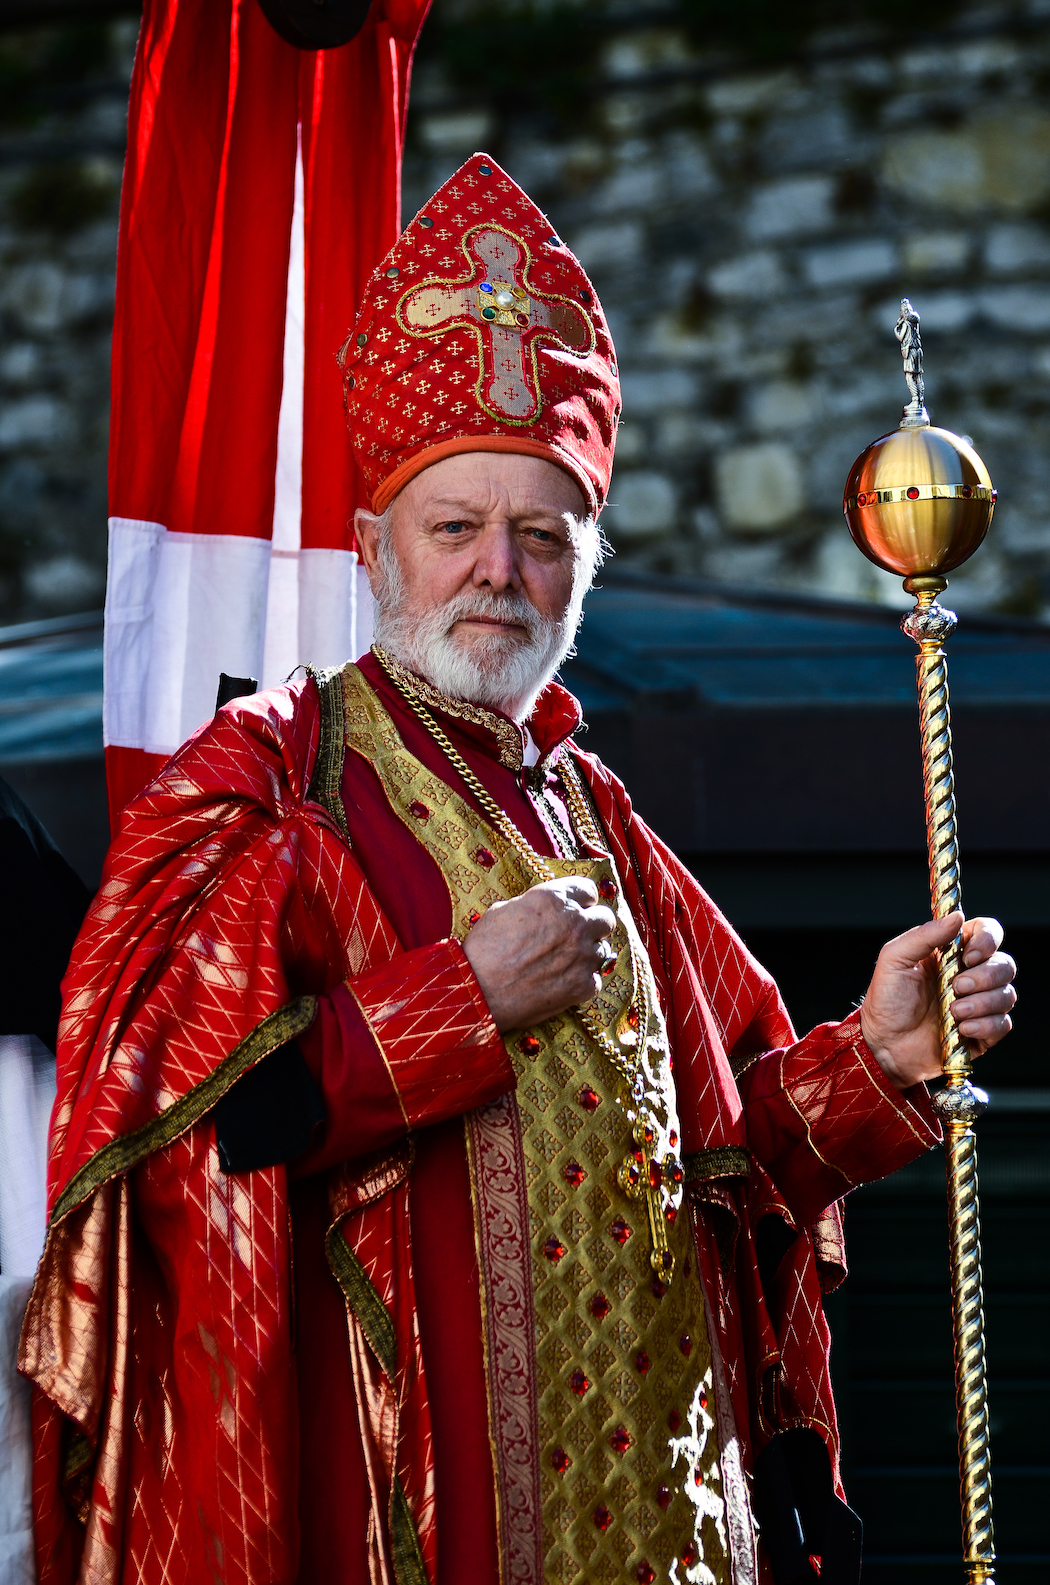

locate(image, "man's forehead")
[[420, 491, 574, 521]]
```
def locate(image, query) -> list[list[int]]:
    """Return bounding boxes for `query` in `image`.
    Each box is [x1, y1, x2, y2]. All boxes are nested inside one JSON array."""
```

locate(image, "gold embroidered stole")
[[341, 667, 728, 1585]]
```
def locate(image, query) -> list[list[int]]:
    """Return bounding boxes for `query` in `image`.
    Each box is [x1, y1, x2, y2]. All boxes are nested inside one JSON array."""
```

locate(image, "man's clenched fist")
[[463, 877, 617, 1032]]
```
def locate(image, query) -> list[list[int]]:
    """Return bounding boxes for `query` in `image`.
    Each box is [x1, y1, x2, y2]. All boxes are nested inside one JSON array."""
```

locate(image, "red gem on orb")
[[544, 1237, 566, 1263], [518, 1035, 541, 1056], [579, 1085, 601, 1112], [609, 1427, 631, 1455], [564, 1159, 586, 1187], [680, 1334, 693, 1357], [682, 1543, 699, 1566], [594, 1505, 612, 1532], [656, 1484, 672, 1510], [856, 491, 867, 506], [635, 1350, 651, 1374], [569, 1369, 590, 1397], [590, 1292, 611, 1320], [668, 1409, 682, 1432], [598, 877, 617, 900], [636, 1565, 656, 1584], [409, 800, 430, 820], [906, 486, 920, 499], [611, 1218, 632, 1245], [961, 483, 973, 497], [551, 1448, 571, 1473], [474, 846, 496, 869]]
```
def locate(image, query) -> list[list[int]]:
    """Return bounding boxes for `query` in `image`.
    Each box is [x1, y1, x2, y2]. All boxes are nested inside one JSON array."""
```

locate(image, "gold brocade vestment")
[[343, 669, 729, 1585]]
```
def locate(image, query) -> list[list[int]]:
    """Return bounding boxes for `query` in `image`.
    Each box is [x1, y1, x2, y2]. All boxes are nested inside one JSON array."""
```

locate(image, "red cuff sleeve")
[[740, 1010, 941, 1227], [294, 938, 513, 1175]]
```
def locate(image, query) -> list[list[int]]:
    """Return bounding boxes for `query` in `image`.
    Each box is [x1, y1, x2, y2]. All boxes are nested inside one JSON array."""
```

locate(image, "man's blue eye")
[[442, 521, 466, 533]]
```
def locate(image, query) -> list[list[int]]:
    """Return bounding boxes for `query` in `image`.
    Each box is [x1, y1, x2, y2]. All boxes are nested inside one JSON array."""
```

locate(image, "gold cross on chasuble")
[[339, 667, 730, 1585], [397, 225, 595, 423]]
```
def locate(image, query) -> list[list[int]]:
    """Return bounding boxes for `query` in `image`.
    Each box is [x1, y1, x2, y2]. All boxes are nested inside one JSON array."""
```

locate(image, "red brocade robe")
[[20, 654, 940, 1585]]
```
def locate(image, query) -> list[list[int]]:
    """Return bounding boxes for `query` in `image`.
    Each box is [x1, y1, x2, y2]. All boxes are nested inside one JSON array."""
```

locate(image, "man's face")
[[356, 452, 593, 719]]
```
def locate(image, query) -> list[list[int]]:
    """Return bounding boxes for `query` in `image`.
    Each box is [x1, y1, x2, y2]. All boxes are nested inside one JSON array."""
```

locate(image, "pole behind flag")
[[103, 0, 429, 830]]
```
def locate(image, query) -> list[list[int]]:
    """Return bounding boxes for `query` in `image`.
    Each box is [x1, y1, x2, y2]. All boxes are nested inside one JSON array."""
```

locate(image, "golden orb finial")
[[842, 299, 996, 591]]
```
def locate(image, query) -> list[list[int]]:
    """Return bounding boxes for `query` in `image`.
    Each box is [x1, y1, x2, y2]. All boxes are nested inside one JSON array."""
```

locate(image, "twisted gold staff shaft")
[[903, 577, 995, 1585]]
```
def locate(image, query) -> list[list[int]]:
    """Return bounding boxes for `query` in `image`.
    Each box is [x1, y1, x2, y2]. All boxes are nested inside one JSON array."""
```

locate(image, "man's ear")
[[354, 508, 383, 586]]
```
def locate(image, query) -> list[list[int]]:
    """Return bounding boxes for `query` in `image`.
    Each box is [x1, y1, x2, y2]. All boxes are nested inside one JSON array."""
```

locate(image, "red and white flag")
[[103, 0, 428, 827]]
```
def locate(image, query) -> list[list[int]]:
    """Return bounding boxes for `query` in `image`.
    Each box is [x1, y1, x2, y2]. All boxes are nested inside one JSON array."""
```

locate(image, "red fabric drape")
[[105, 0, 429, 824]]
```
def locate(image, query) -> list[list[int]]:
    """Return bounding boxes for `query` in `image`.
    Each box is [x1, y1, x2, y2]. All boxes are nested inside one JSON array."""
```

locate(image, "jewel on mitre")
[[338, 152, 621, 516]]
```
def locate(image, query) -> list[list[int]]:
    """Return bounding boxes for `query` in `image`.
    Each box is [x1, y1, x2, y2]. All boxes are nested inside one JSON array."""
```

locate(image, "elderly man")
[[21, 157, 1014, 1585]]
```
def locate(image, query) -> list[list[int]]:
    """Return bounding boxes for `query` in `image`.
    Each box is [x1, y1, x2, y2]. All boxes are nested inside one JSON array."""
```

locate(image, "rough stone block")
[[656, 415, 728, 459], [883, 110, 1050, 212], [979, 285, 1050, 332], [746, 176, 834, 241], [620, 369, 697, 416], [803, 239, 897, 288], [604, 471, 677, 536], [0, 344, 41, 386], [715, 442, 803, 531], [871, 291, 975, 334], [23, 555, 104, 607], [760, 107, 856, 172], [902, 232, 971, 274], [570, 222, 643, 272], [748, 380, 816, 434], [0, 397, 68, 451], [984, 223, 1050, 275], [705, 71, 797, 117], [418, 111, 494, 155], [707, 250, 786, 301], [601, 30, 696, 81]]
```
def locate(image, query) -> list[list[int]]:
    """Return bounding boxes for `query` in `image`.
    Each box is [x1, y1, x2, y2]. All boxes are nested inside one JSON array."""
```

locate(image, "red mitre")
[[339, 153, 620, 516]]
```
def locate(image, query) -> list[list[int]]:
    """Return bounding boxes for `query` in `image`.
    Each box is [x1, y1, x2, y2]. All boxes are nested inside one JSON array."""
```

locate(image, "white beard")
[[371, 536, 589, 722]]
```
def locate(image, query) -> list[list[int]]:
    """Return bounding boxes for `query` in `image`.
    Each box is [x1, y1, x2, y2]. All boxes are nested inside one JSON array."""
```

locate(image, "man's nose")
[[471, 523, 521, 591]]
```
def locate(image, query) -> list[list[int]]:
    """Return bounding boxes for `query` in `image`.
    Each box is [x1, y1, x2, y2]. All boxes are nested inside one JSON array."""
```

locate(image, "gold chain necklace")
[[373, 647, 681, 1278]]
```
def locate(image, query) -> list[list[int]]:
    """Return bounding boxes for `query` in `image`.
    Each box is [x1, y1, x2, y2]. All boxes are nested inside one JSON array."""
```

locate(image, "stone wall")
[[3, 5, 1050, 621], [405, 0, 1050, 615]]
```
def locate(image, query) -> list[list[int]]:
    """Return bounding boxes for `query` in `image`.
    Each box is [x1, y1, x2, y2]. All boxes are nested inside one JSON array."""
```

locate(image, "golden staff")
[[842, 298, 998, 1585]]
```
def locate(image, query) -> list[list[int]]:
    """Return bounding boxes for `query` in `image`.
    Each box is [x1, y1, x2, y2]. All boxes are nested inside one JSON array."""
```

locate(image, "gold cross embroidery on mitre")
[[397, 226, 596, 424]]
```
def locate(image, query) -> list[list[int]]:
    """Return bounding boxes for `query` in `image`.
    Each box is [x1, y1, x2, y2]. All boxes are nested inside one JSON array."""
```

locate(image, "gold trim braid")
[[307, 665, 350, 839], [684, 1147, 751, 1185], [49, 997, 317, 1228]]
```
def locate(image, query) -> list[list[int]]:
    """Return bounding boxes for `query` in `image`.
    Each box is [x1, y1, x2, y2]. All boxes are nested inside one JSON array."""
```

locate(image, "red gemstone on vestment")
[[579, 1085, 601, 1112], [665, 1206, 678, 1224], [594, 1505, 612, 1532], [409, 800, 429, 820], [609, 1427, 631, 1455], [590, 1292, 611, 1319], [668, 1160, 684, 1185], [668, 1409, 682, 1432], [642, 1123, 654, 1144], [474, 846, 496, 869], [611, 1217, 632, 1245], [680, 1333, 692, 1357], [651, 1276, 668, 1298], [635, 1350, 651, 1374], [636, 1564, 656, 1584], [626, 1004, 639, 1030], [694, 1468, 704, 1486], [519, 1035, 541, 1056], [649, 1160, 663, 1189], [700, 1392, 708, 1410], [656, 1485, 672, 1509], [468, 910, 482, 926], [598, 877, 616, 900], [569, 1369, 590, 1397], [682, 1543, 699, 1566], [907, 486, 920, 499], [669, 1129, 678, 1146], [601, 957, 616, 977], [564, 1159, 586, 1187], [551, 1447, 571, 1473], [544, 1237, 566, 1263]]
